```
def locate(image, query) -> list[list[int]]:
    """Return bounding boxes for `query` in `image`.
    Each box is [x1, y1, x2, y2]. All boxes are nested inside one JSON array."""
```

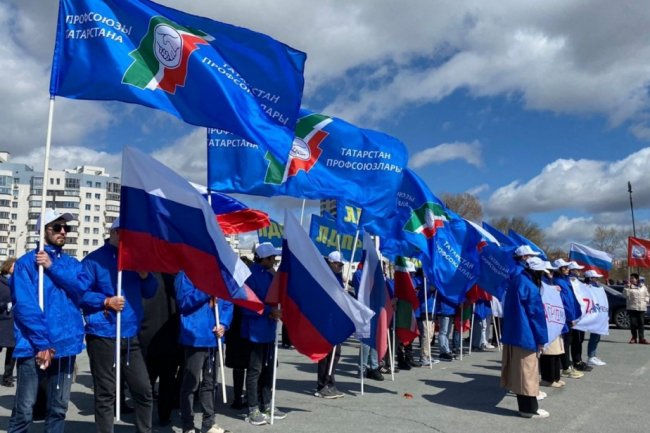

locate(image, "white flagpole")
[[431, 291, 438, 365], [492, 315, 502, 351], [270, 304, 281, 425], [299, 199, 306, 225], [423, 276, 432, 369], [469, 303, 475, 355], [359, 343, 364, 395], [459, 304, 464, 361], [115, 270, 123, 421], [214, 301, 227, 403], [38, 97, 56, 310], [386, 329, 394, 381]]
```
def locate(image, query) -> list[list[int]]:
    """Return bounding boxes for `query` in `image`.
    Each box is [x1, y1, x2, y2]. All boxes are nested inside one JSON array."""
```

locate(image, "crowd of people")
[[0, 210, 648, 432]]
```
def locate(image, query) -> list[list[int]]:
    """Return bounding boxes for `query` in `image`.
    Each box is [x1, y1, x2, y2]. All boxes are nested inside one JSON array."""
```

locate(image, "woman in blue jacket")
[[500, 256, 549, 419], [175, 271, 233, 433]]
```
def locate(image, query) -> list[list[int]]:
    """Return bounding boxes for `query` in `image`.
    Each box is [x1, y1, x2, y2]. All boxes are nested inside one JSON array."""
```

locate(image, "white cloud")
[[409, 140, 482, 168], [12, 146, 122, 178], [485, 147, 650, 216], [466, 183, 489, 196]]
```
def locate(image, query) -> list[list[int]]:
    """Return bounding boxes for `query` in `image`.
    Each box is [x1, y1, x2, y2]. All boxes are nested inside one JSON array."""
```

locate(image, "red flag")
[[628, 236, 650, 268], [393, 258, 420, 346]]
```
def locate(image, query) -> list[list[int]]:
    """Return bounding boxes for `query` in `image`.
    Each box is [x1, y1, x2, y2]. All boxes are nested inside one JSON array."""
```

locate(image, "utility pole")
[[628, 181, 637, 237]]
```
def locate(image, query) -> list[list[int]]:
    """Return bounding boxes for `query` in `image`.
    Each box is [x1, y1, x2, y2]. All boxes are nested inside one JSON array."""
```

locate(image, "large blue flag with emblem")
[[207, 108, 408, 221], [50, 0, 306, 165], [309, 213, 362, 262], [365, 169, 481, 303]]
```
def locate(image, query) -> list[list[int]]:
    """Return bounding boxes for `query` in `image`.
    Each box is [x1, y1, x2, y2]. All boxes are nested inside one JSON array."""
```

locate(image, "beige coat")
[[624, 284, 649, 311], [501, 344, 539, 397], [541, 336, 564, 355]]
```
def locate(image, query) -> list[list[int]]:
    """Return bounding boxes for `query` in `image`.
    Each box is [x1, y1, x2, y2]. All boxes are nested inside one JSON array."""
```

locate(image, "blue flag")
[[51, 0, 306, 165], [309, 214, 362, 262], [257, 219, 283, 248], [477, 243, 517, 300], [481, 222, 517, 247], [207, 108, 408, 221], [335, 201, 362, 235], [508, 229, 547, 260]]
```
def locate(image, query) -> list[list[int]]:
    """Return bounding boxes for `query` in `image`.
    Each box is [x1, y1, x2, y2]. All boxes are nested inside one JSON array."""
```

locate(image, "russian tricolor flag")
[[357, 232, 393, 360], [569, 242, 613, 279], [119, 147, 263, 312], [267, 211, 374, 361]]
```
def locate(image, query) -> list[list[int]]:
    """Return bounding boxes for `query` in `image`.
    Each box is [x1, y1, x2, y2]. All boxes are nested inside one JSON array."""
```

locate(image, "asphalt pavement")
[[1, 326, 649, 433]]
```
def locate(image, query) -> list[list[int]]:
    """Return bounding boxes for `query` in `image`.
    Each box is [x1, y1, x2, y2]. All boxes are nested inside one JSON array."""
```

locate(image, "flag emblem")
[[123, 17, 210, 94], [264, 113, 333, 184], [632, 245, 646, 259], [403, 202, 449, 238]]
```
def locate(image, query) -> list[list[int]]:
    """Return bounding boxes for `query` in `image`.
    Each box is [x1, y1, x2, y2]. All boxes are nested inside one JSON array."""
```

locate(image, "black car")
[[602, 284, 650, 329]]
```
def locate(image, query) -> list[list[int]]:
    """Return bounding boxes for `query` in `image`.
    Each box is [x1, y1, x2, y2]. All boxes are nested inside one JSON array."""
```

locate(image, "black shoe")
[[1, 378, 14, 387], [452, 348, 460, 354], [230, 399, 247, 410], [408, 359, 422, 368], [439, 352, 454, 362], [574, 361, 593, 372], [366, 368, 384, 381], [397, 360, 411, 370]]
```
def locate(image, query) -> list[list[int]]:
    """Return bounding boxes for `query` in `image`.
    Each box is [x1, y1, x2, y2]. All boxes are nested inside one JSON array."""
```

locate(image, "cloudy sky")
[[2, 0, 650, 252]]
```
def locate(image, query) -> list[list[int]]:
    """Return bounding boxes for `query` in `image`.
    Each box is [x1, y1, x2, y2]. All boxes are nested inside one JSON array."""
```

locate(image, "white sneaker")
[[484, 343, 496, 349], [519, 409, 550, 419], [206, 425, 228, 433], [536, 391, 547, 400], [588, 356, 606, 366]]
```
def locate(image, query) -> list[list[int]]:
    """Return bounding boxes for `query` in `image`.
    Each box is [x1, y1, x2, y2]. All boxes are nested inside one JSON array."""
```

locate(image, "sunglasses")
[[46, 223, 71, 233]]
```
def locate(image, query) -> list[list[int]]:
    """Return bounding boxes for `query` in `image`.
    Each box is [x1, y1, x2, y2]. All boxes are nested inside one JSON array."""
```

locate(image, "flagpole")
[[423, 276, 432, 369], [459, 303, 464, 361], [115, 270, 122, 422], [469, 303, 475, 355], [386, 327, 395, 381], [492, 315, 502, 351], [299, 199, 306, 225], [359, 343, 364, 395], [270, 304, 281, 425], [214, 300, 227, 403], [431, 291, 438, 365], [38, 97, 56, 310]]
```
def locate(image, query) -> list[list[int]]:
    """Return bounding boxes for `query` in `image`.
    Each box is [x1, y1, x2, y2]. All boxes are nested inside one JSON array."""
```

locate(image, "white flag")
[[571, 279, 609, 335], [541, 282, 566, 347]]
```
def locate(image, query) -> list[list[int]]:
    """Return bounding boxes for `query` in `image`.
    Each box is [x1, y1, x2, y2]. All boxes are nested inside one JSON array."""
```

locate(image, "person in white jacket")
[[624, 273, 649, 344]]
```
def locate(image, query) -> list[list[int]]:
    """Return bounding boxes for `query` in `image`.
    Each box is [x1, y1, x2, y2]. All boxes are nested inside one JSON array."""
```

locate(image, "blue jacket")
[[502, 271, 548, 351], [436, 293, 457, 316], [553, 274, 582, 332], [350, 268, 363, 299], [11, 245, 89, 358], [175, 272, 233, 347], [241, 263, 276, 343], [417, 283, 435, 319], [81, 242, 158, 338]]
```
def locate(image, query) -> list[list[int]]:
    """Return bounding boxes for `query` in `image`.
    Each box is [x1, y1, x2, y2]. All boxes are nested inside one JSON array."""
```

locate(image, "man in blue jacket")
[[242, 243, 283, 426], [81, 218, 158, 433], [8, 209, 89, 433], [175, 271, 233, 433]]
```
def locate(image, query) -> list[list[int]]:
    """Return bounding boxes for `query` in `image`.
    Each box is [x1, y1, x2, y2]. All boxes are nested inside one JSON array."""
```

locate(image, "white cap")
[[405, 261, 416, 273], [584, 270, 603, 278], [36, 209, 74, 234], [526, 256, 547, 271], [544, 261, 558, 270], [568, 261, 585, 270], [515, 245, 540, 257], [111, 218, 120, 230], [254, 242, 281, 259], [552, 258, 571, 268], [327, 251, 345, 264]]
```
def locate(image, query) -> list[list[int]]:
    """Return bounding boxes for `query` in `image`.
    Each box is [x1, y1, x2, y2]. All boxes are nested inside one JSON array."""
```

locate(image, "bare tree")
[[440, 192, 483, 222], [489, 216, 546, 248], [592, 226, 624, 256]]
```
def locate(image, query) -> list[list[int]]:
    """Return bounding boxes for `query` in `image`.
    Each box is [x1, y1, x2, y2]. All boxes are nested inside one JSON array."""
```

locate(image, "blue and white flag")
[[52, 0, 306, 165]]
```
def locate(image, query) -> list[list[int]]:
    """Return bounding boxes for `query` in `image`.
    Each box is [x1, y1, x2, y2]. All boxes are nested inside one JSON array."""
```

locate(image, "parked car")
[[601, 284, 650, 329]]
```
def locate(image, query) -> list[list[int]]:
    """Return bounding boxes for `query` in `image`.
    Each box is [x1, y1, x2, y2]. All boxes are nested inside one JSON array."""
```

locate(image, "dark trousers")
[[145, 346, 181, 424], [570, 329, 584, 364], [629, 310, 645, 341], [232, 368, 246, 403], [317, 345, 341, 391], [516, 395, 538, 414], [1, 346, 16, 381], [180, 347, 217, 432], [539, 354, 562, 383], [246, 343, 274, 411], [560, 332, 571, 370], [281, 324, 291, 347], [8, 356, 75, 433], [86, 335, 152, 433]]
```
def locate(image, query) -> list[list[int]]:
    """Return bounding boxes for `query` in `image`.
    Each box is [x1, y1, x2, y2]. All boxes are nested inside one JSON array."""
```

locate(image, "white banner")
[[490, 296, 503, 318], [541, 282, 566, 347], [571, 279, 609, 335]]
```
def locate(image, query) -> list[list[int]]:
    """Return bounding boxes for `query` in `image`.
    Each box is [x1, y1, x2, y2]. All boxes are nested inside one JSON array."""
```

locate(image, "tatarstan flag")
[[403, 202, 450, 239], [393, 257, 420, 346]]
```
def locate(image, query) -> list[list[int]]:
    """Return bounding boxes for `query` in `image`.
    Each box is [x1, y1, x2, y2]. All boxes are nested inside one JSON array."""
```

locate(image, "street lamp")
[[628, 181, 637, 237]]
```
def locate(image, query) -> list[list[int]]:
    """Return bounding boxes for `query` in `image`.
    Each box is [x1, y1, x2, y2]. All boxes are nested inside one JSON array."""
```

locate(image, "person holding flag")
[[174, 272, 233, 433], [242, 243, 284, 426], [623, 273, 649, 344], [436, 293, 458, 362], [80, 218, 158, 433], [583, 270, 607, 366], [314, 252, 347, 398], [500, 256, 549, 419], [8, 210, 90, 433]]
